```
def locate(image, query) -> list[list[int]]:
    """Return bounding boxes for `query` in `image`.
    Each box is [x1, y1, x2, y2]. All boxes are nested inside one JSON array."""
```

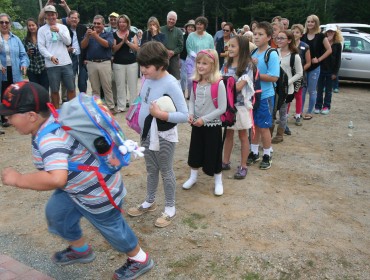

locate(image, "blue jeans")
[[316, 70, 333, 110], [72, 54, 88, 93], [45, 189, 138, 253], [302, 66, 320, 114], [333, 76, 339, 90], [27, 69, 49, 91]]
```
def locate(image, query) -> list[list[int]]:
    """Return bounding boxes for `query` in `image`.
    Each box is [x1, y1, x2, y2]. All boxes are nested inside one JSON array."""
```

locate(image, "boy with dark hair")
[[248, 22, 280, 170], [127, 41, 188, 227], [0, 81, 154, 280]]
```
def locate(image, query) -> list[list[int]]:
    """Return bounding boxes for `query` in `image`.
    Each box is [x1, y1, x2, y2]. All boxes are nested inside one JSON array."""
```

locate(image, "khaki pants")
[[86, 60, 114, 109], [113, 62, 138, 111]]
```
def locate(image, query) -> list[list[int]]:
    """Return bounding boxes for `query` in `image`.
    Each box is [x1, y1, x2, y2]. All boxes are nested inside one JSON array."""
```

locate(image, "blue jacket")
[[0, 32, 30, 91]]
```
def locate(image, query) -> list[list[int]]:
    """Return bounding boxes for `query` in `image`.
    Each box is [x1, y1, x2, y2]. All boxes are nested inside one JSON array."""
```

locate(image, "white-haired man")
[[160, 11, 183, 80]]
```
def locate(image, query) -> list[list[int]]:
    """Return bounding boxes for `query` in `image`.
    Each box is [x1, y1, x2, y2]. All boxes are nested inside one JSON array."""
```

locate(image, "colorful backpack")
[[37, 94, 137, 212], [192, 77, 237, 127]]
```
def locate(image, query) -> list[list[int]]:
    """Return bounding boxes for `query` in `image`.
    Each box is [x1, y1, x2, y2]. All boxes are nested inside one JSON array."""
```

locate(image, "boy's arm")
[[1, 168, 68, 191]]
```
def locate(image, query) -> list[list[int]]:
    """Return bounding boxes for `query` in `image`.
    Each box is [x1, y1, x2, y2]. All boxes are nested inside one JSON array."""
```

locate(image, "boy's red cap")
[[0, 81, 50, 116]]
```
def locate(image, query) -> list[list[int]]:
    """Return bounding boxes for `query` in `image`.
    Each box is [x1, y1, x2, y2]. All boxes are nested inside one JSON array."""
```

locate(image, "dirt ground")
[[0, 82, 370, 280]]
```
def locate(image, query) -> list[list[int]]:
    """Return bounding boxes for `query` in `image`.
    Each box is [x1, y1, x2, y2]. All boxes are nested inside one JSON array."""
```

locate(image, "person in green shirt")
[[160, 11, 183, 80]]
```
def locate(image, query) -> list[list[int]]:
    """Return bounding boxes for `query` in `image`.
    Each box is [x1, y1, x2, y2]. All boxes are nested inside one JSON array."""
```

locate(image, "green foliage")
[[9, 0, 370, 33], [1, 0, 20, 19]]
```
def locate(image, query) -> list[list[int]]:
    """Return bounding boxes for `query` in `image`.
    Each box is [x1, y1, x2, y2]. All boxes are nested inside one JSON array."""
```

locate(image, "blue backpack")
[[37, 94, 132, 211]]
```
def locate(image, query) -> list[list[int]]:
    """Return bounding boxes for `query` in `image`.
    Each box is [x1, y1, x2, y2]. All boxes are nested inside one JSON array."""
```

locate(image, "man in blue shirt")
[[81, 15, 115, 111]]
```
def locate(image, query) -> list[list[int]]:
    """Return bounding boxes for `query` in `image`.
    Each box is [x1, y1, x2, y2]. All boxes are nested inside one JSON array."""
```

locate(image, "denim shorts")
[[253, 96, 274, 128], [45, 189, 138, 253], [46, 64, 75, 93]]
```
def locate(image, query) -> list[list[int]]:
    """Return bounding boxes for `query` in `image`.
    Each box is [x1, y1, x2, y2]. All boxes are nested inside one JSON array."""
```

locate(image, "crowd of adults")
[[0, 0, 342, 157]]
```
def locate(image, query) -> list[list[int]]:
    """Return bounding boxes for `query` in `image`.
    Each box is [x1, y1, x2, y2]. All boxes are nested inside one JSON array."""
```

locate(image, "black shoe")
[[247, 152, 260, 166], [2, 122, 10, 128], [126, 102, 130, 108], [0, 130, 4, 135], [284, 126, 291, 135], [260, 154, 272, 170]]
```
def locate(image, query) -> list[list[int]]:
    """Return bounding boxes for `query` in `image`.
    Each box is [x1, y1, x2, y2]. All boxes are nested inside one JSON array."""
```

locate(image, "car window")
[[343, 35, 370, 54]]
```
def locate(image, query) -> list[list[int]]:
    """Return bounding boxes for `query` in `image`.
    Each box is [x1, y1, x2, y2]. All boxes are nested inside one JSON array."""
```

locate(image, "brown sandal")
[[303, 114, 313, 120]]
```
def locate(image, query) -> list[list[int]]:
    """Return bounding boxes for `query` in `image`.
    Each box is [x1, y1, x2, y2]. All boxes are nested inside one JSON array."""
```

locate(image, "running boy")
[[0, 82, 153, 280], [248, 22, 280, 170]]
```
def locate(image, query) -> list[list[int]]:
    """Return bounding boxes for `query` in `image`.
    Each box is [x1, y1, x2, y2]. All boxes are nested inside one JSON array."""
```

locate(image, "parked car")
[[321, 23, 370, 81], [12, 21, 24, 30]]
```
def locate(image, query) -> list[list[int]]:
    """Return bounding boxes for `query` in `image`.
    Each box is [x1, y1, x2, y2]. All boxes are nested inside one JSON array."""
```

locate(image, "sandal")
[[303, 114, 313, 120]]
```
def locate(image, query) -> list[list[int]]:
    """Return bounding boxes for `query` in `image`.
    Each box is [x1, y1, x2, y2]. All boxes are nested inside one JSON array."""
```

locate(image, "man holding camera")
[[81, 15, 115, 111], [37, 5, 75, 108]]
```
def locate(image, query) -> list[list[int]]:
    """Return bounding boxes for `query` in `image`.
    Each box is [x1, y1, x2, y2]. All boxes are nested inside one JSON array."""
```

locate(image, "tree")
[[1, 0, 20, 19]]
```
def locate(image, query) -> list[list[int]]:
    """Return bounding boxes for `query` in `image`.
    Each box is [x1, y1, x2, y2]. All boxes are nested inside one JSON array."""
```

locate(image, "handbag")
[[125, 96, 141, 134]]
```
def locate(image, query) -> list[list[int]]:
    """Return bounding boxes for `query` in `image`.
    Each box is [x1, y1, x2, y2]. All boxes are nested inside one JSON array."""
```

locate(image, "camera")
[[88, 24, 94, 30]]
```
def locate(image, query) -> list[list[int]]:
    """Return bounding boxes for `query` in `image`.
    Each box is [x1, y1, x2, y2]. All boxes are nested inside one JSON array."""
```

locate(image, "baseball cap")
[[0, 82, 50, 116], [44, 5, 57, 13], [325, 24, 337, 32], [109, 12, 119, 18]]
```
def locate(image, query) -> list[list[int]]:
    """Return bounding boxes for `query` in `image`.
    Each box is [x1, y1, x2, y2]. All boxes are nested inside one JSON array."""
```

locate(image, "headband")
[[198, 50, 215, 61]]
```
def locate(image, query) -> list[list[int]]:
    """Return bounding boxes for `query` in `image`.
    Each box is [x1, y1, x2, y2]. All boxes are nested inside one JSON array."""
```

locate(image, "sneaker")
[[333, 88, 339, 93], [295, 117, 302, 126], [127, 202, 157, 217], [155, 212, 176, 228], [259, 154, 272, 170], [51, 246, 96, 265], [113, 255, 154, 280], [321, 107, 330, 115], [222, 162, 231, 170], [284, 126, 291, 135], [114, 108, 126, 114], [313, 108, 321, 114], [234, 166, 248, 179], [247, 152, 260, 166], [126, 102, 130, 108]]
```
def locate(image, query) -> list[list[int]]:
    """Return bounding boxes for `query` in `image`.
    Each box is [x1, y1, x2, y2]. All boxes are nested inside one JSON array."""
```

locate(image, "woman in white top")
[[272, 30, 303, 143]]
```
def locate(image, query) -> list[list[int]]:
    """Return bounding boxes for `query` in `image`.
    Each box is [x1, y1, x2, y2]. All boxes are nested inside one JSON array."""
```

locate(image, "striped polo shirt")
[[32, 116, 126, 214]]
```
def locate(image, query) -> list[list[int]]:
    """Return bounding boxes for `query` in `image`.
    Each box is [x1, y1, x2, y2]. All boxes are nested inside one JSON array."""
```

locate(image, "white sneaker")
[[214, 182, 223, 196], [182, 178, 196, 190]]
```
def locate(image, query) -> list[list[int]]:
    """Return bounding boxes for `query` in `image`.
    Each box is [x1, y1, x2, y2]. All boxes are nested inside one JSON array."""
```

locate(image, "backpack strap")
[[290, 53, 296, 69], [265, 47, 278, 65], [192, 80, 198, 99], [76, 165, 124, 213], [36, 122, 61, 147], [193, 79, 222, 109], [210, 79, 223, 108], [253, 66, 262, 94]]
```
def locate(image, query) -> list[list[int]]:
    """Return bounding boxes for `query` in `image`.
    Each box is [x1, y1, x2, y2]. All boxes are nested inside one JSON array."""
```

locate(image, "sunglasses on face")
[[223, 29, 230, 32], [0, 21, 10, 25]]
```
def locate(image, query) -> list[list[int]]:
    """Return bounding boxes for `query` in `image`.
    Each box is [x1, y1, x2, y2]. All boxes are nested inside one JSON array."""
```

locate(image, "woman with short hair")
[[0, 13, 29, 129]]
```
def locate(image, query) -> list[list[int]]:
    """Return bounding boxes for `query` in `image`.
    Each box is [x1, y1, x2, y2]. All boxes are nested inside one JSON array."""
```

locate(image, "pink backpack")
[[192, 76, 237, 127]]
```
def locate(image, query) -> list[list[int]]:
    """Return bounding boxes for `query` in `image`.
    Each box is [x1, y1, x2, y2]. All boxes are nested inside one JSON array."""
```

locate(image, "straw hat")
[[184, 19, 195, 28]]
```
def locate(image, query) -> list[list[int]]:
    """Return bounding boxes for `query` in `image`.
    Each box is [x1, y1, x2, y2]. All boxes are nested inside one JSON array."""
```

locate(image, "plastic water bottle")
[[348, 121, 354, 137], [51, 31, 58, 42], [94, 136, 116, 170]]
